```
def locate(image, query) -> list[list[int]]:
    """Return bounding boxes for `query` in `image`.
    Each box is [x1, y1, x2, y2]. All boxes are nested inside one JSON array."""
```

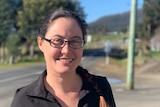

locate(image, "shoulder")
[[92, 75, 110, 88], [14, 78, 38, 95], [92, 75, 116, 107], [11, 71, 47, 107], [11, 79, 39, 107], [14, 82, 34, 95], [11, 85, 30, 107], [91, 74, 112, 95], [12, 71, 46, 99]]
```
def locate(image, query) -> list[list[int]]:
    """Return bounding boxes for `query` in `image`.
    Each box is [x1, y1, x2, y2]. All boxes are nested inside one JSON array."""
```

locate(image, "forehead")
[[50, 17, 80, 29], [46, 17, 83, 38]]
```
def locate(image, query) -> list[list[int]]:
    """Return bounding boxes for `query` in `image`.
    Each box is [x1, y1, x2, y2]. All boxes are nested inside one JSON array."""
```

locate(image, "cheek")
[[76, 49, 83, 57], [43, 47, 59, 59]]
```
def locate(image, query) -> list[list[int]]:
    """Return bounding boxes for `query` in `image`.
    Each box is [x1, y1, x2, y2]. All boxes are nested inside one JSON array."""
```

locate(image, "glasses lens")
[[51, 38, 64, 48], [70, 39, 84, 48]]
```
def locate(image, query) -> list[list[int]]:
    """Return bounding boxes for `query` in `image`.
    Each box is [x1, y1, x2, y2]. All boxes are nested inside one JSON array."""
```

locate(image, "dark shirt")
[[11, 70, 116, 107]]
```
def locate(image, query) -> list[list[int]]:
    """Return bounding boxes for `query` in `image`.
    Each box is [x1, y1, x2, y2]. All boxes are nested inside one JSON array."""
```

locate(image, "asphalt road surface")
[[0, 64, 46, 107]]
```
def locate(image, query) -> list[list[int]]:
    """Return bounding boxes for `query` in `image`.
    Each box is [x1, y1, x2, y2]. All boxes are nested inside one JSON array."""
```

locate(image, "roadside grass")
[[96, 56, 127, 73], [0, 61, 43, 69], [150, 51, 160, 59], [0, 56, 44, 69]]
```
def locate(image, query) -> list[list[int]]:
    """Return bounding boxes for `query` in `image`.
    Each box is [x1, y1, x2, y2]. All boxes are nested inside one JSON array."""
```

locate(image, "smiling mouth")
[[58, 58, 74, 63]]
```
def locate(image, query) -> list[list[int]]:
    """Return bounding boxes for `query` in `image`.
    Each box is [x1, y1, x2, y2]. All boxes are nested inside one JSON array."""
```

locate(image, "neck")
[[44, 71, 82, 94]]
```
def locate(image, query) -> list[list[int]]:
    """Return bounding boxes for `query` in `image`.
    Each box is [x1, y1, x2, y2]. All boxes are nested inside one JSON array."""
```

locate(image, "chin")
[[57, 65, 76, 74]]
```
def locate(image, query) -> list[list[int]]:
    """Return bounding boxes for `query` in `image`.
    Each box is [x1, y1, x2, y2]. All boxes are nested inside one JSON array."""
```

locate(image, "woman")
[[11, 9, 116, 107]]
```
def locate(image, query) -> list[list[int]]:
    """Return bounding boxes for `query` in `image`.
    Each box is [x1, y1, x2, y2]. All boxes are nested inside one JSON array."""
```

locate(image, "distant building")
[[86, 34, 92, 43], [150, 35, 160, 51]]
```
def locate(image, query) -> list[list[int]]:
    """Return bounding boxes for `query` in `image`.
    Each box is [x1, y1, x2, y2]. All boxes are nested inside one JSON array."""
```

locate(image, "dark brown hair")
[[38, 9, 87, 42], [76, 66, 110, 107]]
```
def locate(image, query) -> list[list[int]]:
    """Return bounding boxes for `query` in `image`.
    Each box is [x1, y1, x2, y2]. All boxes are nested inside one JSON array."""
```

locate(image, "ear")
[[37, 36, 43, 52]]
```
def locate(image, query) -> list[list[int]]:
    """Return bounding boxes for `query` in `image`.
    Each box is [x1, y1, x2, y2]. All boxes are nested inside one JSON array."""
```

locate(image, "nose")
[[61, 42, 71, 54]]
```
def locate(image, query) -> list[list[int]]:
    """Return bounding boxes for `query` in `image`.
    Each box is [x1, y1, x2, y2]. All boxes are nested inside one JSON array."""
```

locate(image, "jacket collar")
[[25, 70, 48, 98]]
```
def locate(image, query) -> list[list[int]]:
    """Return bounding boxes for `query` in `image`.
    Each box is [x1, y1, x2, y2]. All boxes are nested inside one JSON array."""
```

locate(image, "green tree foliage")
[[6, 33, 21, 64], [0, 0, 16, 64], [0, 0, 15, 43], [143, 0, 160, 38]]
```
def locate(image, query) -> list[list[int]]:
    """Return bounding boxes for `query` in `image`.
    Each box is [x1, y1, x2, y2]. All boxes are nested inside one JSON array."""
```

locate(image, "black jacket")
[[11, 69, 116, 107]]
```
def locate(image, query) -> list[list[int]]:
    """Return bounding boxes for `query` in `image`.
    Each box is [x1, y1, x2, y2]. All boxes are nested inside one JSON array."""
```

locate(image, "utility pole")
[[126, 0, 137, 90]]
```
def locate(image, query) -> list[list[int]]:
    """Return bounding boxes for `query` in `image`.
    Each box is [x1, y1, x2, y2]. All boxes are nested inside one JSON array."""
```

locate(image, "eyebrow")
[[52, 34, 63, 38], [52, 35, 83, 39], [71, 36, 83, 39]]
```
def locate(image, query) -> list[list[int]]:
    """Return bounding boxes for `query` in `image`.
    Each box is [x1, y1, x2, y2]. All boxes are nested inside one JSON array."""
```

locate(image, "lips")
[[58, 58, 74, 63]]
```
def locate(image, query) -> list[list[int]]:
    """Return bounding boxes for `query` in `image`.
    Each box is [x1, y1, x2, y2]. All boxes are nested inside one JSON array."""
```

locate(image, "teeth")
[[60, 58, 73, 62]]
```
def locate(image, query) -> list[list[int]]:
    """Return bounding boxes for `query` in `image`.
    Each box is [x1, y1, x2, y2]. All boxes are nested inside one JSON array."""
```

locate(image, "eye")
[[70, 39, 82, 46], [52, 38, 64, 46]]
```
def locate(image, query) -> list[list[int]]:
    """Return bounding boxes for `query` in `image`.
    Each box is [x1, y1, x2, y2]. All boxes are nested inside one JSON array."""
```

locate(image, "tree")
[[6, 33, 21, 65], [0, 0, 15, 64], [143, 0, 160, 38], [16, 0, 85, 57]]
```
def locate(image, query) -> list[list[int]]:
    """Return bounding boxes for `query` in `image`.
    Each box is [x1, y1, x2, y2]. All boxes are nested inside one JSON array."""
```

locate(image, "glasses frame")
[[42, 37, 85, 49]]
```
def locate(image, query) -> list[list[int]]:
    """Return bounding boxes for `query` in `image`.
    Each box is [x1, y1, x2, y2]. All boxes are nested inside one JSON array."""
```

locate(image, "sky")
[[78, 0, 144, 23]]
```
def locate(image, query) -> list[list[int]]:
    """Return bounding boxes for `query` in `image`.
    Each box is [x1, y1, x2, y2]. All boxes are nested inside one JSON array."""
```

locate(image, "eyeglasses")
[[42, 37, 85, 49]]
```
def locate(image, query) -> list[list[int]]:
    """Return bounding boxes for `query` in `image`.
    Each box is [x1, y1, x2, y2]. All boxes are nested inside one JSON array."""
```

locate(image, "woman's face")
[[37, 17, 84, 75]]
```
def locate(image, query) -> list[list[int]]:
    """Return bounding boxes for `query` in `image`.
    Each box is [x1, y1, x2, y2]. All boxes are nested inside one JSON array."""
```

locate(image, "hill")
[[88, 9, 143, 32]]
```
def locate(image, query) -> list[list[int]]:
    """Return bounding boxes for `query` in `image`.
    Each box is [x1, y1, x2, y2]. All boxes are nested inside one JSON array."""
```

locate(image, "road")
[[0, 64, 46, 107]]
